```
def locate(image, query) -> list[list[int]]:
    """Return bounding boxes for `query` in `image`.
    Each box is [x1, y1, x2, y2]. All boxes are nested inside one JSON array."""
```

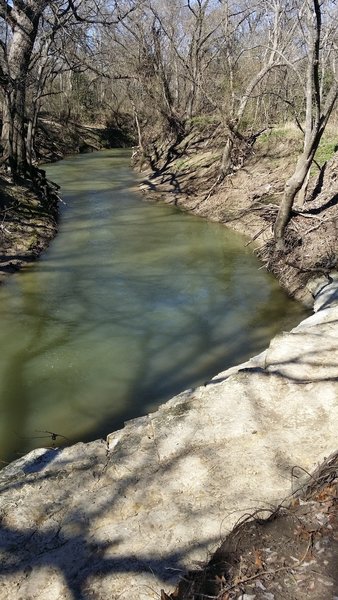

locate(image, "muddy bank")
[[138, 129, 338, 308], [35, 118, 133, 164], [0, 174, 59, 285]]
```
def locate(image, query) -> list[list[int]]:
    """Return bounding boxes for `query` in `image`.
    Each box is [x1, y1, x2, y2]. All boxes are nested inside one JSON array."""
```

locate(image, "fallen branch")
[[293, 210, 322, 219]]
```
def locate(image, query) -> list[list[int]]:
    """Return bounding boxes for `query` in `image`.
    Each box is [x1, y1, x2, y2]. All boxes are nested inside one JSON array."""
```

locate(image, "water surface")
[[0, 150, 307, 463]]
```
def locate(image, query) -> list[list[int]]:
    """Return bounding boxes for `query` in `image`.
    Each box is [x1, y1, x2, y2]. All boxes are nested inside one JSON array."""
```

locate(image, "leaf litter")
[[162, 451, 338, 600]]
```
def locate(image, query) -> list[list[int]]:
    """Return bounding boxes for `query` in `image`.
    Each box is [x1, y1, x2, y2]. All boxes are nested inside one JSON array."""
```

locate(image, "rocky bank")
[[0, 278, 338, 599]]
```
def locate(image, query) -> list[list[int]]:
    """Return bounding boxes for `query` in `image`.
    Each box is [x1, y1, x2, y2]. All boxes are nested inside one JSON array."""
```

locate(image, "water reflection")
[[0, 150, 307, 463]]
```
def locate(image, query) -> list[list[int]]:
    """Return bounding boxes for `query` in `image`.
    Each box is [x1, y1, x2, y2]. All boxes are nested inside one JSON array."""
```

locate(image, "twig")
[[293, 210, 322, 219], [0, 223, 10, 235], [245, 223, 271, 246], [305, 214, 338, 235], [203, 175, 224, 201]]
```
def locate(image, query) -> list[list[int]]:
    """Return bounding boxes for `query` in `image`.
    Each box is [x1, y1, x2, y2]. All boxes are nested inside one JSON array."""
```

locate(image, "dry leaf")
[[254, 549, 264, 570]]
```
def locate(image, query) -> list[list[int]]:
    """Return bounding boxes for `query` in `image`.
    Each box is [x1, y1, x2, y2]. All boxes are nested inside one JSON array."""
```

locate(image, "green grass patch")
[[173, 158, 189, 172], [314, 139, 338, 168], [259, 125, 302, 144]]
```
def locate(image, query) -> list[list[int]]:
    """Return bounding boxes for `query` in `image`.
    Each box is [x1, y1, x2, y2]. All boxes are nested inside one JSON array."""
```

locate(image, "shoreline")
[[136, 131, 338, 310], [0, 174, 59, 286]]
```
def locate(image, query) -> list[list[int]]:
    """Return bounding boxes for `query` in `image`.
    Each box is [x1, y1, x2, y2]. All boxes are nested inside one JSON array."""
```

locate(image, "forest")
[[1, 0, 338, 262]]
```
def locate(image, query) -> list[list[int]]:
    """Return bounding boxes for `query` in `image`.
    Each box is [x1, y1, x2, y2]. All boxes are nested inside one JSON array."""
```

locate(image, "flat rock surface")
[[0, 284, 338, 599]]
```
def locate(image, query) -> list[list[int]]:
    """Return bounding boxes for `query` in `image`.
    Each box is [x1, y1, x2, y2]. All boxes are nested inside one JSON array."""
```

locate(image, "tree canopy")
[[0, 0, 338, 243]]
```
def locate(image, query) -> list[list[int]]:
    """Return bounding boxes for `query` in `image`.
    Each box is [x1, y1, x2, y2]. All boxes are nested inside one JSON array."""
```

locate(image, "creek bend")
[[0, 150, 307, 463]]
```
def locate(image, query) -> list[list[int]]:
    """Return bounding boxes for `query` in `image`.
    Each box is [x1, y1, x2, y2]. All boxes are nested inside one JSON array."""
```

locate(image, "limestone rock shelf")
[[0, 279, 338, 599]]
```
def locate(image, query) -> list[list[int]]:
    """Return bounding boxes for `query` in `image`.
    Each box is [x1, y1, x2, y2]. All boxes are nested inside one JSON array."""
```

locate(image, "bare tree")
[[0, 0, 50, 175], [0, 0, 138, 177], [217, 0, 298, 177], [274, 0, 338, 249]]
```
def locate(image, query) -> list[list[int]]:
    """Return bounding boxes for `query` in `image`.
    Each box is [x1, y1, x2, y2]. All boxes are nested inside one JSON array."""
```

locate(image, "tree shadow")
[[0, 429, 222, 600], [1, 310, 338, 598]]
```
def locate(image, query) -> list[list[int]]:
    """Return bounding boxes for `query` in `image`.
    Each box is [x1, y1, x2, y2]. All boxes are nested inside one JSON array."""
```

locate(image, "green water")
[[0, 150, 307, 464]]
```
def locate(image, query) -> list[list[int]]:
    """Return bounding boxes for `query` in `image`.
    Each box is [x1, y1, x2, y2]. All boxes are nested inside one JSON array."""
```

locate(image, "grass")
[[259, 123, 303, 144], [258, 122, 338, 174], [314, 139, 338, 168]]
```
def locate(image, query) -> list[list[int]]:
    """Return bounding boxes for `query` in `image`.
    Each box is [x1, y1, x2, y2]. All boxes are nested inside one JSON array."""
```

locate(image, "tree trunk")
[[274, 155, 312, 250], [1, 92, 13, 169], [0, 2, 48, 177], [26, 102, 40, 167], [297, 170, 311, 207], [273, 0, 338, 249], [220, 134, 234, 178]]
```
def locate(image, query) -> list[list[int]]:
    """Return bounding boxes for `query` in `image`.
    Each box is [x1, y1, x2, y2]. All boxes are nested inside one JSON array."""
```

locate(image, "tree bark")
[[273, 0, 338, 248], [1, 1, 49, 176], [274, 153, 314, 250]]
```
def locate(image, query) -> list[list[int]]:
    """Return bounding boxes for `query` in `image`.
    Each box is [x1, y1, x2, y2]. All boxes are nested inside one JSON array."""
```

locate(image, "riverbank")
[[138, 125, 338, 307], [0, 280, 337, 599], [134, 132, 338, 597], [0, 174, 59, 285]]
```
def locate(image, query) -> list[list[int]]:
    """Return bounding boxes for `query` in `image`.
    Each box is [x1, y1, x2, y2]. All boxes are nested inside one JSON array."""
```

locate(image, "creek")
[[0, 149, 307, 463]]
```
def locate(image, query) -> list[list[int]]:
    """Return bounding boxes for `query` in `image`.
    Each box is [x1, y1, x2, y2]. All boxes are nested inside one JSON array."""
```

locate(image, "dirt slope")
[[0, 174, 58, 284]]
